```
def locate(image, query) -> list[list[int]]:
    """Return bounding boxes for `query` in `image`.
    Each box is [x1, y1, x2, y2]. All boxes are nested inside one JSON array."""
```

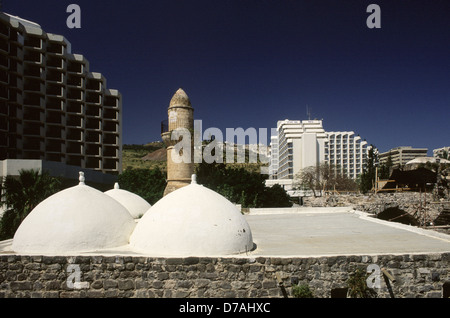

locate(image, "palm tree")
[[0, 169, 61, 240]]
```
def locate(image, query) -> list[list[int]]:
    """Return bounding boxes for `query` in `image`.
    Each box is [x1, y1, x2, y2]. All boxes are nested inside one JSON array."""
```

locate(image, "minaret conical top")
[[169, 88, 192, 108]]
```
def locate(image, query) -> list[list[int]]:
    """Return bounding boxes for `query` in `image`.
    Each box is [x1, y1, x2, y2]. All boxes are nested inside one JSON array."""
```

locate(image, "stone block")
[[117, 279, 134, 290]]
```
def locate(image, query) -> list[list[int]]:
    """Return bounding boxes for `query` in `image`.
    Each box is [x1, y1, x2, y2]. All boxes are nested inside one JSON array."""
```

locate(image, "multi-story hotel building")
[[275, 119, 328, 180], [0, 13, 122, 175], [379, 146, 428, 169], [327, 131, 368, 179], [267, 119, 369, 191]]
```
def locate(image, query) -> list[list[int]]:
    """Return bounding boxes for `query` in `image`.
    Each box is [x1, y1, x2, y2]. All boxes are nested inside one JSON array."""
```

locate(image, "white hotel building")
[[327, 131, 368, 179], [267, 119, 368, 190]]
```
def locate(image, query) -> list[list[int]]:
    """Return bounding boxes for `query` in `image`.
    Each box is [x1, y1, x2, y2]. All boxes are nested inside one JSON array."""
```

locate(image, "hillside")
[[121, 142, 268, 174], [122, 142, 166, 171]]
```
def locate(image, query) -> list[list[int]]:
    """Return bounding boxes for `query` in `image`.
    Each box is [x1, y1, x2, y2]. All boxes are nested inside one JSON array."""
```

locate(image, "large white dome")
[[105, 183, 151, 219], [129, 175, 254, 256], [12, 173, 136, 255]]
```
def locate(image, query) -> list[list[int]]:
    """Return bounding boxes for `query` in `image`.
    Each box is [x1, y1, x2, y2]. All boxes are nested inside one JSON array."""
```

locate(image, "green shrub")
[[292, 283, 314, 298]]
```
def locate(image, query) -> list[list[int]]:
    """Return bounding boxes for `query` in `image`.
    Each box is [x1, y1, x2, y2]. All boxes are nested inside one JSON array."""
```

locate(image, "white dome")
[[12, 172, 136, 255], [105, 183, 151, 218], [406, 157, 450, 165], [129, 175, 254, 256]]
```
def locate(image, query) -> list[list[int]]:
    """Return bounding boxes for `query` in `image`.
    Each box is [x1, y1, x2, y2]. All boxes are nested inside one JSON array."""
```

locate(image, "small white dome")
[[406, 157, 450, 165], [105, 183, 151, 218], [129, 175, 254, 256], [12, 172, 136, 255]]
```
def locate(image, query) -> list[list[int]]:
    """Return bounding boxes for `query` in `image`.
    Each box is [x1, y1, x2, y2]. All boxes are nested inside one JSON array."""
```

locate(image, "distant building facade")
[[267, 119, 368, 191], [268, 135, 278, 179], [0, 13, 122, 175], [379, 146, 428, 169], [276, 119, 328, 180], [327, 131, 368, 180]]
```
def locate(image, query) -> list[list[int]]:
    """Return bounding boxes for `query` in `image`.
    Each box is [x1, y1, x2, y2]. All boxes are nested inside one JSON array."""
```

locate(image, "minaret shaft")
[[162, 88, 194, 196]]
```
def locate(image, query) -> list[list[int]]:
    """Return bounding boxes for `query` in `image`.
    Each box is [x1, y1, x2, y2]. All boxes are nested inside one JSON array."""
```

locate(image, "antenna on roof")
[[306, 105, 311, 120]]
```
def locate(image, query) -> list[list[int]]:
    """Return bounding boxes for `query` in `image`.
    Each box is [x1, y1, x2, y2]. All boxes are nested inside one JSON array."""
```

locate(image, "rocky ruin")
[[303, 192, 450, 232]]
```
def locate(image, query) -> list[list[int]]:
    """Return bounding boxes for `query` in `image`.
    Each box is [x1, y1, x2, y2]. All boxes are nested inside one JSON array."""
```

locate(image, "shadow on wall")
[[377, 207, 419, 226]]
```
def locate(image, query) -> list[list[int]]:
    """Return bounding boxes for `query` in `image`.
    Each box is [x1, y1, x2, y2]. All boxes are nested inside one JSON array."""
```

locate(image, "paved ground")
[[2, 208, 450, 257], [245, 209, 450, 257]]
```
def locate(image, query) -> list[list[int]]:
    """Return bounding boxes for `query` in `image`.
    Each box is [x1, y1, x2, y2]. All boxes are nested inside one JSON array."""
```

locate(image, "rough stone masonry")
[[1, 253, 449, 298]]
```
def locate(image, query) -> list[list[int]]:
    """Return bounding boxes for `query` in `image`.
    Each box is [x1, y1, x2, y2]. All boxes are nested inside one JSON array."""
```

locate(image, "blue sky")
[[4, 0, 449, 154]]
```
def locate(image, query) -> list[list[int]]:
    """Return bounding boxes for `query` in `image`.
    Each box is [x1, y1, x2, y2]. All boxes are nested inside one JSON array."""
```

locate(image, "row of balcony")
[[0, 25, 71, 55]]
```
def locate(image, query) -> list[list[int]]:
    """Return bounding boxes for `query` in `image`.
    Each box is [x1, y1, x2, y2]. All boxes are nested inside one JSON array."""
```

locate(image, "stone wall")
[[1, 253, 449, 298], [303, 192, 447, 224]]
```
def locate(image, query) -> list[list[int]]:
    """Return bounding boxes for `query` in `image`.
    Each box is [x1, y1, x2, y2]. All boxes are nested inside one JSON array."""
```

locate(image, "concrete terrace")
[[245, 208, 450, 257]]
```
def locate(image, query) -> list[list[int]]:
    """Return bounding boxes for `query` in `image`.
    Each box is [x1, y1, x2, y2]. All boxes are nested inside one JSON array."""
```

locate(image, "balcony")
[[24, 36, 42, 50], [86, 92, 101, 104], [103, 109, 118, 120], [86, 157, 101, 169], [85, 105, 101, 117], [23, 64, 44, 79], [46, 140, 63, 153], [104, 95, 119, 108], [46, 55, 64, 69], [46, 97, 64, 111], [67, 61, 84, 74], [85, 144, 101, 156], [103, 146, 118, 157], [67, 101, 83, 114], [85, 118, 101, 130], [66, 88, 83, 100], [46, 126, 63, 139], [23, 93, 44, 108], [103, 121, 118, 133], [47, 42, 65, 55], [66, 142, 83, 154], [103, 133, 118, 145], [23, 50, 43, 63], [66, 116, 83, 128], [46, 69, 64, 83], [103, 158, 118, 171], [86, 79, 102, 91], [66, 129, 83, 141], [46, 112, 63, 125], [85, 131, 101, 143], [46, 83, 64, 97], [67, 74, 83, 87]]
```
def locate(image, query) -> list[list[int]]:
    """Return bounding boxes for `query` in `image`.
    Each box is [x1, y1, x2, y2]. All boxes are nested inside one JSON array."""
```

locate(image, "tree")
[[360, 145, 378, 193], [196, 161, 292, 208], [379, 153, 393, 180], [0, 169, 61, 240], [295, 165, 319, 197], [346, 267, 377, 298], [117, 168, 166, 205], [261, 184, 292, 207]]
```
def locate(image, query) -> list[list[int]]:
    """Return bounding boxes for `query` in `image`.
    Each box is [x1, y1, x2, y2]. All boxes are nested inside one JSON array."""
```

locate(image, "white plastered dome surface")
[[129, 175, 254, 256], [12, 173, 136, 255], [105, 183, 151, 219]]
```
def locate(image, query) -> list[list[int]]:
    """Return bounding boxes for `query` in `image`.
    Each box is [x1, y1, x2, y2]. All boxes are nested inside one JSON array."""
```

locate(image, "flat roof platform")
[[1, 208, 450, 258], [245, 208, 450, 257]]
